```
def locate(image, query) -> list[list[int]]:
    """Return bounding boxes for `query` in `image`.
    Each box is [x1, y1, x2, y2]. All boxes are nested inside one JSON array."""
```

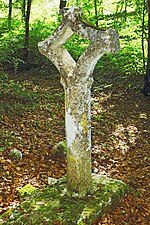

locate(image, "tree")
[[141, 0, 146, 70], [8, 0, 13, 29], [59, 0, 67, 9], [142, 0, 150, 95], [94, 0, 98, 27], [148, 0, 150, 69], [24, 0, 32, 62]]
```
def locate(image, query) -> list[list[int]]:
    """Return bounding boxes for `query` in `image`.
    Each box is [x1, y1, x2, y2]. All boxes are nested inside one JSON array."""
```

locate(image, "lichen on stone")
[[38, 6, 120, 197], [18, 184, 36, 197]]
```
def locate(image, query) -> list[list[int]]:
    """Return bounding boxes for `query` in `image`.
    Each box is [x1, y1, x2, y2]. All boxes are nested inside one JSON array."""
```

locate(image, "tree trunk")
[[142, 0, 146, 70], [8, 0, 12, 29], [142, 0, 150, 95], [94, 0, 98, 27], [147, 0, 150, 69], [24, 0, 32, 62], [59, 0, 67, 9]]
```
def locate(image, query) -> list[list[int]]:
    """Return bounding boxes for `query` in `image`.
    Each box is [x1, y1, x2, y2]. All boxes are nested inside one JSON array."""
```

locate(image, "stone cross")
[[38, 7, 120, 197]]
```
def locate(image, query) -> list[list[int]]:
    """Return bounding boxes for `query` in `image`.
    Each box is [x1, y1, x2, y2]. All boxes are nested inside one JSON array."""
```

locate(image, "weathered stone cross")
[[38, 7, 120, 197]]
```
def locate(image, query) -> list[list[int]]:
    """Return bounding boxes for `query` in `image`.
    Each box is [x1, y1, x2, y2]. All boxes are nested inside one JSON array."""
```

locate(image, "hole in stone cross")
[[63, 33, 91, 62]]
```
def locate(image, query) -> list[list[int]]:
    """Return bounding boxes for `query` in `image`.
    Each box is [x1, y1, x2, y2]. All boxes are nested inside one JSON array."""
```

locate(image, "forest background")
[[0, 0, 149, 77]]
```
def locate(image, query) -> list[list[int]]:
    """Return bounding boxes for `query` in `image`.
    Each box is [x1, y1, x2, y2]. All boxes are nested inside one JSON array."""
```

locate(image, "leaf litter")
[[0, 71, 149, 224]]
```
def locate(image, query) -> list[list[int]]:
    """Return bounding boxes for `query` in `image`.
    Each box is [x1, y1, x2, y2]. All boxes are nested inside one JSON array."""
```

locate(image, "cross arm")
[[38, 6, 120, 82], [38, 22, 76, 78]]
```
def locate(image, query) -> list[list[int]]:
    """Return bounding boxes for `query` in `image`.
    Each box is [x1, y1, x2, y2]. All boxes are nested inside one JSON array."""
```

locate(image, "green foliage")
[[0, 71, 40, 116], [64, 34, 90, 60], [19, 184, 36, 197], [0, 0, 148, 75], [0, 21, 25, 70], [1, 176, 127, 224]]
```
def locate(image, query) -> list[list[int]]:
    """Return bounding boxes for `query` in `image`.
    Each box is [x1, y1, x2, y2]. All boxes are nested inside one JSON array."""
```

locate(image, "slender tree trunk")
[[60, 0, 67, 9], [142, 0, 150, 95], [94, 0, 98, 27], [24, 0, 32, 62], [147, 0, 150, 69], [142, 0, 146, 70], [8, 0, 12, 29]]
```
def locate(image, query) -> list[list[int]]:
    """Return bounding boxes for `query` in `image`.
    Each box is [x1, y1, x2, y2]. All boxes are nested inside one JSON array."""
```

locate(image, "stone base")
[[2, 175, 128, 225]]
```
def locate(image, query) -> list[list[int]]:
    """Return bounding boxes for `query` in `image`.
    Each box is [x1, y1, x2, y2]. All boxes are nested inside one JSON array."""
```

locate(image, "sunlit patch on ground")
[[0, 71, 150, 224]]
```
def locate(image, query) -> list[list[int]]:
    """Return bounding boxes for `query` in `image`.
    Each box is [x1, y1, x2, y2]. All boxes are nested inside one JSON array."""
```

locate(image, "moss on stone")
[[18, 184, 36, 197], [1, 175, 128, 225]]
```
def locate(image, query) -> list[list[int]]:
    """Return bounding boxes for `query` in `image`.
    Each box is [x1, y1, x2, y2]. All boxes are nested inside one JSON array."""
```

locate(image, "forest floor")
[[0, 67, 150, 224]]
